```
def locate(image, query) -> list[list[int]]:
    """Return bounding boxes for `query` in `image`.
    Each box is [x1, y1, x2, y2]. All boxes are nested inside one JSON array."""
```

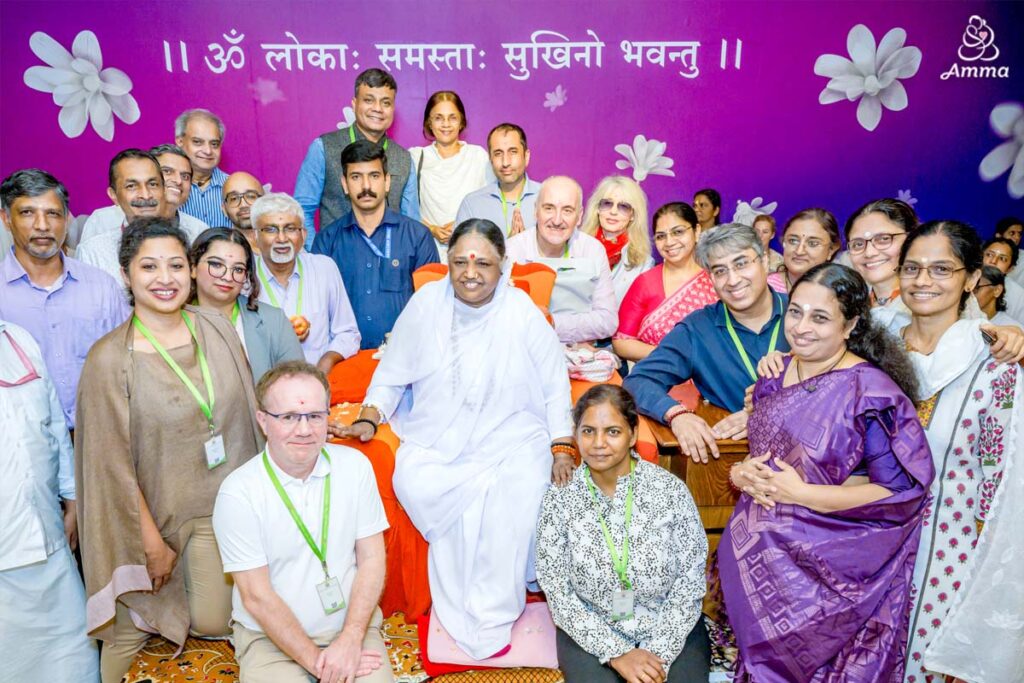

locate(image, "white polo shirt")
[[213, 442, 388, 637]]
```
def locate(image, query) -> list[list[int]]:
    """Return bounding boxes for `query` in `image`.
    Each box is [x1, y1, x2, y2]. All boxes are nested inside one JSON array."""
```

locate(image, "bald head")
[[222, 172, 265, 230], [534, 175, 584, 256]]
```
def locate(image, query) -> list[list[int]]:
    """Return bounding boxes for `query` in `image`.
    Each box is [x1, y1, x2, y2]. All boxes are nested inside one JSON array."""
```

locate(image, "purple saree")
[[719, 361, 935, 683]]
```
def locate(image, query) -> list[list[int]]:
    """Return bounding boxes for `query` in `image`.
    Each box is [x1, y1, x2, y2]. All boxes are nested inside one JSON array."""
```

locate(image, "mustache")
[[130, 198, 160, 208], [357, 190, 378, 199]]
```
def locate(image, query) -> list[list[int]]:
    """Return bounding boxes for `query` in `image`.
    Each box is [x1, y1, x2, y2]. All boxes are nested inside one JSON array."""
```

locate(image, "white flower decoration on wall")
[[814, 24, 922, 132], [544, 85, 567, 112], [614, 135, 675, 182], [23, 30, 140, 141], [733, 197, 778, 226], [979, 102, 1024, 199], [336, 106, 356, 130]]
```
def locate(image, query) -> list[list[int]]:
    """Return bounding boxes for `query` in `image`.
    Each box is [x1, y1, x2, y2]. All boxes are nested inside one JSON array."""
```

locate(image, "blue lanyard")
[[359, 225, 392, 261]]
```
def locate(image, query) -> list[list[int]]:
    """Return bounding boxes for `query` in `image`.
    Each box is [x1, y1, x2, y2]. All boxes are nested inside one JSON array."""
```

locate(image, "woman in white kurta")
[[337, 218, 573, 659], [409, 91, 492, 258], [876, 220, 1024, 683]]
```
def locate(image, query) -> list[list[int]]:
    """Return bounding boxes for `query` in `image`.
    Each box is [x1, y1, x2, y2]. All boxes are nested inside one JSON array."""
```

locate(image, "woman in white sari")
[[879, 220, 1024, 683], [334, 218, 574, 659]]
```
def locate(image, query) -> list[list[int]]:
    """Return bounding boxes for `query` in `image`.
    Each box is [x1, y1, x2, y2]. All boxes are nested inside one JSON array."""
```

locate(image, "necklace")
[[795, 349, 847, 392]]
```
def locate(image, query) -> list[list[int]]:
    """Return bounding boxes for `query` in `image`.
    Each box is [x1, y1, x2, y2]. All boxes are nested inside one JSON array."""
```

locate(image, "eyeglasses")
[[896, 263, 966, 280], [262, 410, 329, 427], [203, 259, 248, 283], [709, 256, 759, 280], [259, 226, 303, 236], [783, 235, 828, 251], [653, 226, 693, 243], [848, 232, 905, 253], [224, 191, 263, 207], [597, 199, 633, 215]]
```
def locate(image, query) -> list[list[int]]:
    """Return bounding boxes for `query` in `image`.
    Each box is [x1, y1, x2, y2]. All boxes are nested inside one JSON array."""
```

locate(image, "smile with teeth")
[[150, 288, 178, 299]]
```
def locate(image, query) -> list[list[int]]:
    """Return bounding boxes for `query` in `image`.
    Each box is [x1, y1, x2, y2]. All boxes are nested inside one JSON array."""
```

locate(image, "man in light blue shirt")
[[175, 108, 231, 227], [455, 123, 540, 237], [294, 68, 419, 250]]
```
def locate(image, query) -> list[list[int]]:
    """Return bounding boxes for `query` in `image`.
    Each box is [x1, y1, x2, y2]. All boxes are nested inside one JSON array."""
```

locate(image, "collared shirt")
[[75, 211, 205, 286], [79, 204, 208, 245], [455, 177, 541, 236], [0, 251, 130, 428], [536, 458, 707, 666], [294, 136, 420, 248], [0, 320, 75, 571], [213, 443, 389, 637], [180, 167, 231, 228], [623, 294, 790, 416], [253, 251, 361, 363], [505, 228, 618, 343], [311, 209, 440, 349]]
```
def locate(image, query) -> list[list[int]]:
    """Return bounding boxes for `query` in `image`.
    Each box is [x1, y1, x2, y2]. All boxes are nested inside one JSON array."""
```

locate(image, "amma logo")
[[941, 15, 1009, 80]]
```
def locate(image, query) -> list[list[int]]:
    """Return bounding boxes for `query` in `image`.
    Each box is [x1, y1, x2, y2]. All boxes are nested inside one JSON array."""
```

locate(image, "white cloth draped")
[[410, 142, 491, 258], [365, 267, 572, 658]]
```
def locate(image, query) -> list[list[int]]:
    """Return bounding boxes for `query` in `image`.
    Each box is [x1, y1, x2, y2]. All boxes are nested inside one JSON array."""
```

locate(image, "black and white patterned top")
[[535, 456, 707, 669]]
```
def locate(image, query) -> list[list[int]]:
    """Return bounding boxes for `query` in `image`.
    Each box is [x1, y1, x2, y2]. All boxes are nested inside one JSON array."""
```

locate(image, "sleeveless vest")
[[319, 126, 411, 227]]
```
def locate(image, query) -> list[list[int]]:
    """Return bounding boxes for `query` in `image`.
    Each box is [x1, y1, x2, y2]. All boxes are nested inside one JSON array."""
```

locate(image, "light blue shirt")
[[455, 177, 541, 236], [294, 137, 420, 249], [181, 166, 231, 228]]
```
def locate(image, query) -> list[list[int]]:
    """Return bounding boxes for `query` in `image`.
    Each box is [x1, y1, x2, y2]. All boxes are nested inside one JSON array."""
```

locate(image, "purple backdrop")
[[1, 0, 1021, 236]]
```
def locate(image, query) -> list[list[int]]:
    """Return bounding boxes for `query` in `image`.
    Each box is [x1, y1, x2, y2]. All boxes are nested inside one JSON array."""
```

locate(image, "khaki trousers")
[[233, 607, 392, 683], [100, 516, 233, 683]]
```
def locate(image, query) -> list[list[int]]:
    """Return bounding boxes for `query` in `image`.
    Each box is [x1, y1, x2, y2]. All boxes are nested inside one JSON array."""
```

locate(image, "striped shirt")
[[181, 166, 231, 228]]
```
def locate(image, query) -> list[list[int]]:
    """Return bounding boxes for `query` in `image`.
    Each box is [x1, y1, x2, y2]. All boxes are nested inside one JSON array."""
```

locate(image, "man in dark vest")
[[295, 68, 419, 250]]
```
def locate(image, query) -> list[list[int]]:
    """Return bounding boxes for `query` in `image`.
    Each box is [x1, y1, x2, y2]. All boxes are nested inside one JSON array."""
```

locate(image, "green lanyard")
[[257, 258, 304, 316], [499, 189, 523, 236], [349, 125, 389, 151], [132, 312, 215, 430], [584, 459, 635, 590], [231, 301, 240, 325], [263, 449, 333, 578], [723, 296, 781, 383]]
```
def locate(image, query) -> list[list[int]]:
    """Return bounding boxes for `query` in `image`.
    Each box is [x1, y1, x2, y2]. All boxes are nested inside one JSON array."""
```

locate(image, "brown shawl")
[[75, 306, 263, 646]]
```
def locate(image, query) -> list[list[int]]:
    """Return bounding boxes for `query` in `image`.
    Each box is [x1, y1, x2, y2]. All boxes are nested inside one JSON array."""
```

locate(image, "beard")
[[269, 243, 295, 264]]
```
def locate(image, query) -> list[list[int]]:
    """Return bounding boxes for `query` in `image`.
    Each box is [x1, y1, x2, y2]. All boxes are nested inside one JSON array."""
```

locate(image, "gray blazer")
[[238, 295, 305, 383]]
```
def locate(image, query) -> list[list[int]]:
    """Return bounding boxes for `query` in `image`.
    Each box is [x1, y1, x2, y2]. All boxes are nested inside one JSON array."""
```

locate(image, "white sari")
[[365, 269, 572, 659], [877, 315, 1024, 683]]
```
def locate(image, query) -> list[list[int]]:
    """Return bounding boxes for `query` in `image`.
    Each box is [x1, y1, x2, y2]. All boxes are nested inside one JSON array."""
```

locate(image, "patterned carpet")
[[122, 612, 566, 683]]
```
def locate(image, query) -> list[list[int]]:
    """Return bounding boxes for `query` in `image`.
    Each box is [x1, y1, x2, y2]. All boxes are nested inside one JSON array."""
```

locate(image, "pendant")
[[804, 383, 817, 393]]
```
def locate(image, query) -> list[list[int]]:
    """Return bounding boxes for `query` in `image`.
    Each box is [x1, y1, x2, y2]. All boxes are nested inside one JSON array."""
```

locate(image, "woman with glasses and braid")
[[844, 198, 917, 313], [189, 227, 303, 382]]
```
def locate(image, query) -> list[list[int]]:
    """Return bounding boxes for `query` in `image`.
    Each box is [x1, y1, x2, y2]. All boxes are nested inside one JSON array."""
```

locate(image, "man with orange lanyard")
[[213, 360, 391, 683], [250, 192, 361, 376], [624, 224, 790, 464], [455, 122, 541, 237]]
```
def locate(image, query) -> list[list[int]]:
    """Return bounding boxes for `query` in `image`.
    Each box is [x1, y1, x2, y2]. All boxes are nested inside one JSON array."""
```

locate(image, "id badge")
[[610, 588, 634, 621], [204, 433, 227, 470], [317, 576, 346, 615]]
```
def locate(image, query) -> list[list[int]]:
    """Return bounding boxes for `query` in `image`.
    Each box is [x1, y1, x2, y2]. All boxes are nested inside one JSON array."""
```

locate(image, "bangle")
[[664, 404, 694, 424], [351, 418, 378, 437], [551, 442, 578, 459], [728, 463, 743, 492]]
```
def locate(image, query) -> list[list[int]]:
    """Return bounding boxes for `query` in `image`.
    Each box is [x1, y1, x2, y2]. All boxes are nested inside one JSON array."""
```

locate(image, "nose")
[[794, 240, 808, 255], [294, 414, 314, 435], [793, 314, 814, 335], [912, 268, 933, 285], [31, 209, 49, 231], [464, 261, 478, 279], [592, 430, 607, 449], [139, 184, 154, 200], [725, 266, 742, 287], [863, 241, 879, 258]]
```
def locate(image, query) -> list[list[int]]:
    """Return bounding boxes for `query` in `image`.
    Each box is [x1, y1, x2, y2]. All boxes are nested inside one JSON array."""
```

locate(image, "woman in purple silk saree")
[[719, 264, 935, 683]]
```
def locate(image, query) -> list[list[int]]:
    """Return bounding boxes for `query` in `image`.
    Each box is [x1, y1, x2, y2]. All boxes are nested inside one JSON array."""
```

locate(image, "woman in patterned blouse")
[[536, 384, 710, 683]]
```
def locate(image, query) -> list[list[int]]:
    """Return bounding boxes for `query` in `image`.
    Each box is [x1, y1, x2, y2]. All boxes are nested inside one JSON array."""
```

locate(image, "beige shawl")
[[75, 306, 262, 646]]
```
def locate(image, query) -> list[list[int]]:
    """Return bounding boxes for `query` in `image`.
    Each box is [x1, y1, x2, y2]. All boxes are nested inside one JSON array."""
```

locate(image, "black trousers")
[[556, 618, 711, 683]]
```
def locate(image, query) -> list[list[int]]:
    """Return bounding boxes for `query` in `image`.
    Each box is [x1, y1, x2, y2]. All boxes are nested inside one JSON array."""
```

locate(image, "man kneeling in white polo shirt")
[[213, 360, 392, 683]]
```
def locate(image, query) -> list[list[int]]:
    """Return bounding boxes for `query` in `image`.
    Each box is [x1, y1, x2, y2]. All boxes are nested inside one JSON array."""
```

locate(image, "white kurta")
[[0, 320, 99, 682], [878, 317, 1024, 683], [365, 274, 572, 659], [409, 142, 492, 258]]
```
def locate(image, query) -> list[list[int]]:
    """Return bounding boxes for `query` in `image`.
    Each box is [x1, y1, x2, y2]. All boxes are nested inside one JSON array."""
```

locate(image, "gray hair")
[[174, 109, 225, 139], [1, 168, 69, 214], [694, 222, 765, 270], [250, 192, 304, 229]]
